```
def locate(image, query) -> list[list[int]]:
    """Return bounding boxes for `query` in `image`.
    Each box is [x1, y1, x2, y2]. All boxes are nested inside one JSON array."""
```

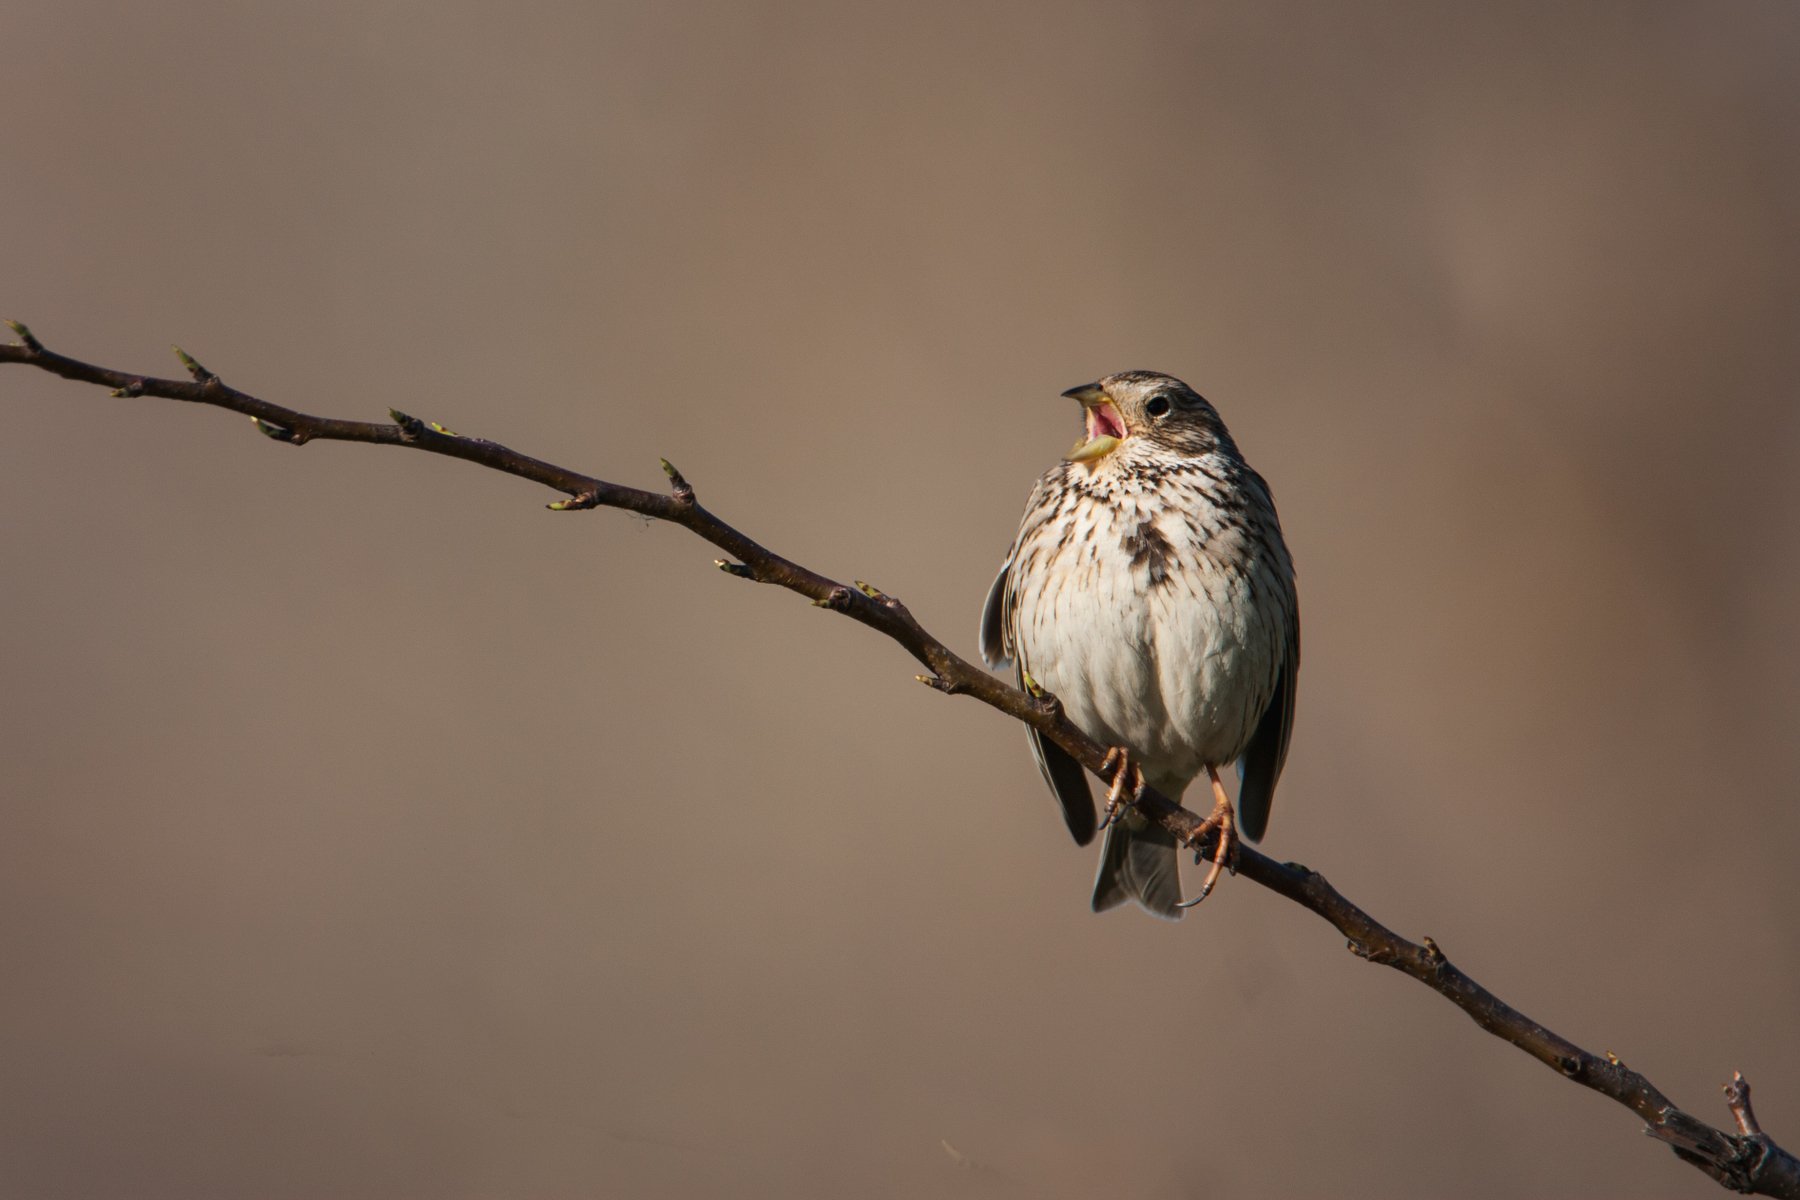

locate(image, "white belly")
[[1011, 492, 1283, 796]]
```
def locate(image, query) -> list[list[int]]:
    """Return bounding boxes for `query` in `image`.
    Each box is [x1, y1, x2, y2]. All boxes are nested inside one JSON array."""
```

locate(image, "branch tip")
[[171, 344, 215, 382], [915, 673, 962, 694], [6, 319, 42, 352], [715, 559, 752, 579]]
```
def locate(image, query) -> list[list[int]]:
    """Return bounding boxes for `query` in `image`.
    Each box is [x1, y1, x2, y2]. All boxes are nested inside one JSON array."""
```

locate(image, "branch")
[[6, 322, 1795, 1197]]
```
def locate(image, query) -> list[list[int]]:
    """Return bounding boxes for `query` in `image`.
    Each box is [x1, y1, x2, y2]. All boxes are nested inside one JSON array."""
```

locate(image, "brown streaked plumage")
[[981, 371, 1298, 918]]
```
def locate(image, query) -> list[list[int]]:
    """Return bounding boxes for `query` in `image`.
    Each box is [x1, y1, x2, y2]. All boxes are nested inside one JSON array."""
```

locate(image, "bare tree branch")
[[5, 322, 1795, 1197]]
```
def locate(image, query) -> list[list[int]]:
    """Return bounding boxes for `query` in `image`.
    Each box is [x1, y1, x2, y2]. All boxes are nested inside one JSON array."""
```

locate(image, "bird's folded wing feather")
[[1237, 598, 1299, 842], [979, 560, 1011, 668], [981, 551, 1097, 846]]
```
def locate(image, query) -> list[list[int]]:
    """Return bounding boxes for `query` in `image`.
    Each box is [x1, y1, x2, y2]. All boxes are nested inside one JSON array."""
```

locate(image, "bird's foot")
[[1177, 767, 1239, 909], [1095, 747, 1145, 832]]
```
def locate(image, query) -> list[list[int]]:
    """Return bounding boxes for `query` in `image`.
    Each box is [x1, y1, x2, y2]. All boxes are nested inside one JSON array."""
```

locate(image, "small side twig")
[[1731, 1074, 1765, 1139], [660, 458, 695, 504]]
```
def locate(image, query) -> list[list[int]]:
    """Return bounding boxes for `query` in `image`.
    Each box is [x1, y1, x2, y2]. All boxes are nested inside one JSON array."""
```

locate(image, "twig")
[[5, 323, 1795, 1197]]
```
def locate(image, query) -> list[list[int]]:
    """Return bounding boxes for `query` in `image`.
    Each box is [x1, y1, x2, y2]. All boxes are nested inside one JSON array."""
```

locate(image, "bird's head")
[[1061, 371, 1226, 465]]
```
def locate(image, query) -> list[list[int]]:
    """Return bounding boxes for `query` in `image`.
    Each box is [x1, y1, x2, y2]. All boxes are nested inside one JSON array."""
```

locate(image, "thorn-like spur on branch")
[[1730, 1074, 1765, 1138], [252, 416, 303, 444], [388, 408, 430, 442], [5, 322, 1798, 1198], [1703, 1073, 1800, 1197], [384, 409, 480, 445], [172, 344, 216, 383], [7, 319, 44, 353], [1018, 670, 1066, 724], [660, 458, 695, 504]]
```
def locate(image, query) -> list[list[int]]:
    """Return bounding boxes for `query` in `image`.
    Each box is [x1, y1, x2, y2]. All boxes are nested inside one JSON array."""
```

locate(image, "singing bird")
[[980, 372, 1298, 917]]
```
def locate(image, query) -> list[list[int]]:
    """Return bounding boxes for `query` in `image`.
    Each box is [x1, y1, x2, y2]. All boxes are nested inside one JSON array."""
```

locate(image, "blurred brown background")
[[4, 2, 1798, 1197]]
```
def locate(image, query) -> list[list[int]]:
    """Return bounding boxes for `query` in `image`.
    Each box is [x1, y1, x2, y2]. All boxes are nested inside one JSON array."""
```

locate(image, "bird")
[[980, 371, 1298, 918]]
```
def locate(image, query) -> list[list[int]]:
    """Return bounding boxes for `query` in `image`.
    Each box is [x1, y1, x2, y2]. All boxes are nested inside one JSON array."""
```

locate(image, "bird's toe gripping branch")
[[1097, 747, 1145, 832], [1177, 766, 1240, 909]]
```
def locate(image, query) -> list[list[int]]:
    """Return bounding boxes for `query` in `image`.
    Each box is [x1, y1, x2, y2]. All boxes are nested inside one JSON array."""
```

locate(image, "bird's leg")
[[1096, 747, 1145, 832], [1177, 766, 1240, 908]]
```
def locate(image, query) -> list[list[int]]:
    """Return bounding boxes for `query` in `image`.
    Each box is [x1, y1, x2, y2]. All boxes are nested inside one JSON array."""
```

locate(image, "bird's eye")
[[1145, 395, 1172, 418]]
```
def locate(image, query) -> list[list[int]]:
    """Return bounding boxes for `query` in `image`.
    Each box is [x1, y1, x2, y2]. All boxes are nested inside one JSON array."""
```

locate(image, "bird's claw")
[[1177, 766, 1240, 908], [1096, 747, 1144, 832]]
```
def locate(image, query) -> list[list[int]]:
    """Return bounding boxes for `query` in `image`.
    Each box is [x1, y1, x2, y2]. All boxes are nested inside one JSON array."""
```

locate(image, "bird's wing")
[[1237, 595, 1299, 842], [979, 559, 1011, 668], [981, 531, 1097, 847], [1023, 693, 1098, 846], [980, 475, 1051, 667]]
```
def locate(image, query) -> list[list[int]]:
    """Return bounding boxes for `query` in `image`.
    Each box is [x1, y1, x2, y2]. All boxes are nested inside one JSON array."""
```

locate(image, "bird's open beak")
[[1062, 383, 1127, 462]]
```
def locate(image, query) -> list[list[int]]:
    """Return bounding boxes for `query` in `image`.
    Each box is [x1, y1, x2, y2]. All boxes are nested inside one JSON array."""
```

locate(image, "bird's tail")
[[1090, 809, 1183, 919]]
